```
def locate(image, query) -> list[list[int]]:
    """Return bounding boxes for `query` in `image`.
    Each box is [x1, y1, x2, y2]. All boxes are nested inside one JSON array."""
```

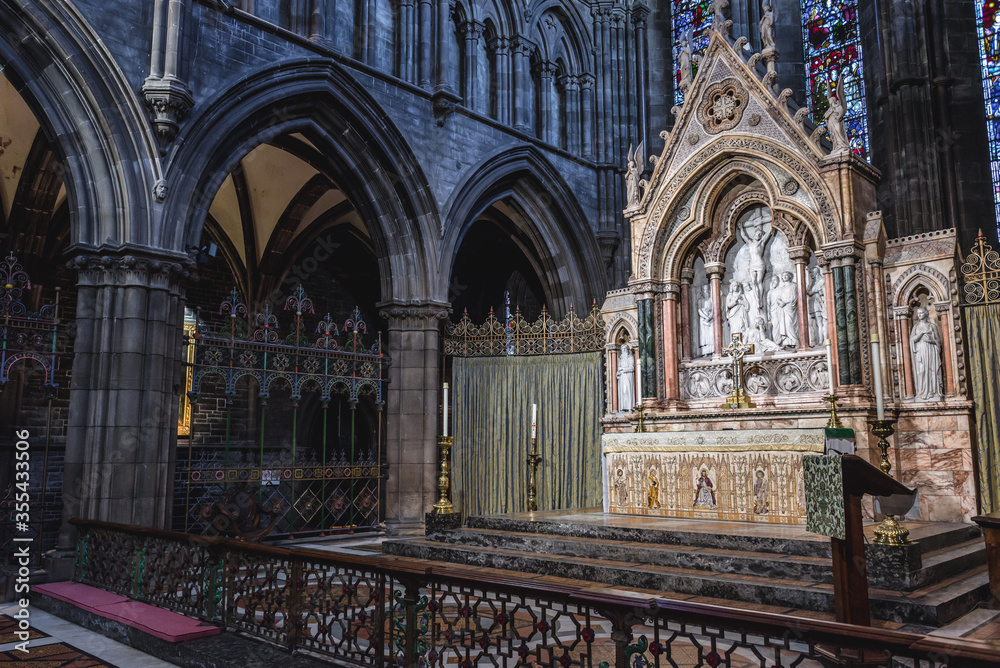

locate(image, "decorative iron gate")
[[175, 286, 387, 538]]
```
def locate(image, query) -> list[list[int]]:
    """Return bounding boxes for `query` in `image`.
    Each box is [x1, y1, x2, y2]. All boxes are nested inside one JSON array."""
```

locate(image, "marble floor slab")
[[0, 603, 177, 666]]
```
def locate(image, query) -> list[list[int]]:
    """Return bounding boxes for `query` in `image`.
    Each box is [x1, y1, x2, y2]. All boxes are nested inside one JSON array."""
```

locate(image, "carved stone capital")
[[378, 300, 450, 330], [680, 267, 695, 283], [704, 262, 726, 278], [820, 242, 862, 264], [142, 76, 195, 147], [786, 246, 812, 263], [893, 306, 912, 320], [68, 246, 195, 295]]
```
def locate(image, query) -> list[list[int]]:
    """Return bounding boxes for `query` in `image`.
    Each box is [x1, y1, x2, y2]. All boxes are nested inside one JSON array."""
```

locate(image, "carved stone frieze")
[[68, 249, 195, 294], [378, 301, 450, 329], [680, 353, 829, 400], [142, 77, 195, 146]]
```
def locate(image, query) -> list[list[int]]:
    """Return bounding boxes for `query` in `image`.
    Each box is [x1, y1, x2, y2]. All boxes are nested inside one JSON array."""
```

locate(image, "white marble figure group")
[[694, 209, 827, 357]]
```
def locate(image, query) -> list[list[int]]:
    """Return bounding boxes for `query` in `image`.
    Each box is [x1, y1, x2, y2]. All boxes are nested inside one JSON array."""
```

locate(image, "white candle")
[[531, 403, 537, 439], [871, 334, 885, 420], [636, 356, 642, 402], [824, 339, 835, 395], [443, 382, 449, 437]]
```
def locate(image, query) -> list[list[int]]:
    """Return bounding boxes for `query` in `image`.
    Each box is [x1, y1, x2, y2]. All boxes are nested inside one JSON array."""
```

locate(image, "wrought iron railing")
[[71, 519, 1000, 667], [961, 231, 1000, 306], [179, 287, 388, 537], [444, 303, 604, 357]]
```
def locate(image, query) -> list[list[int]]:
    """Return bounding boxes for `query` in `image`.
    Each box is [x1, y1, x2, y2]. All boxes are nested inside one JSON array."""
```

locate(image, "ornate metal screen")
[[444, 303, 604, 357], [176, 287, 387, 538], [961, 231, 1000, 305]]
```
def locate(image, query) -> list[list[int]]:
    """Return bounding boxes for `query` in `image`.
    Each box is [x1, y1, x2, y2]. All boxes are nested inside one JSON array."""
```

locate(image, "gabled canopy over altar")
[[602, 29, 974, 524]]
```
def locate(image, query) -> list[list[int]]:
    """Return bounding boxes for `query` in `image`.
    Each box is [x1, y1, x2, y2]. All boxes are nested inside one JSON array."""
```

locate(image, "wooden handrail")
[[68, 518, 1000, 666]]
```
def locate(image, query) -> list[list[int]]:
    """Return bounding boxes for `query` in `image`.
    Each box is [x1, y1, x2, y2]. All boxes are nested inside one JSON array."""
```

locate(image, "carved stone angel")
[[625, 141, 647, 207], [678, 35, 694, 94], [760, 0, 776, 53], [825, 77, 850, 154]]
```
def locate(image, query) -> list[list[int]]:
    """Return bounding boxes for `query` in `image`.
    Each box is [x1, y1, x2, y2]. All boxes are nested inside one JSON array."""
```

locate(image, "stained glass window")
[[801, 0, 870, 160], [975, 0, 1000, 231], [672, 1, 712, 105]]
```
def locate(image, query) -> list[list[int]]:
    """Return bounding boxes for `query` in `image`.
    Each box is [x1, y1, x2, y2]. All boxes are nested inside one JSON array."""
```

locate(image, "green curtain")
[[967, 303, 1000, 514], [452, 352, 603, 517]]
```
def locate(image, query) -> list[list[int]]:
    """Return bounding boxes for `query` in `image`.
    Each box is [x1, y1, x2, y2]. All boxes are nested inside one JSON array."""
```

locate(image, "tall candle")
[[824, 339, 835, 395], [871, 334, 885, 420], [443, 382, 449, 437], [531, 403, 537, 439], [636, 356, 642, 402]]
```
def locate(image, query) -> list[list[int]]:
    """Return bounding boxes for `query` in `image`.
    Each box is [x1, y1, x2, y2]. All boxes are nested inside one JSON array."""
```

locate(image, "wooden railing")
[[70, 519, 1000, 667]]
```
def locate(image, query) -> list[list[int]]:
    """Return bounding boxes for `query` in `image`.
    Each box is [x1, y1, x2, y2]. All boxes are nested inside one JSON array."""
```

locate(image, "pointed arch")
[[162, 59, 439, 304]]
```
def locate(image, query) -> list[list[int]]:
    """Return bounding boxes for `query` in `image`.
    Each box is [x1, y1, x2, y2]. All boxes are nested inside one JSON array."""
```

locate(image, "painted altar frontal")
[[602, 429, 853, 524]]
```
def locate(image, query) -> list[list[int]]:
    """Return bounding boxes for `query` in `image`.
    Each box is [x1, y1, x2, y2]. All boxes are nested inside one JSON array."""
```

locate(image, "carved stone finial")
[[711, 0, 733, 36], [778, 88, 794, 108]]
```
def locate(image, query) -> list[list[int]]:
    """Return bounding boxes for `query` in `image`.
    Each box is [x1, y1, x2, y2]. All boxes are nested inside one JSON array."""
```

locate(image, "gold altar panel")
[[606, 450, 809, 524]]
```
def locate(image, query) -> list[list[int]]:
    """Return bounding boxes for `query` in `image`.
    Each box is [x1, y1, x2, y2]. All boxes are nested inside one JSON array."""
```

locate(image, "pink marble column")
[[939, 307, 954, 396], [824, 268, 839, 386], [609, 347, 619, 411], [897, 308, 914, 397], [662, 296, 680, 400]]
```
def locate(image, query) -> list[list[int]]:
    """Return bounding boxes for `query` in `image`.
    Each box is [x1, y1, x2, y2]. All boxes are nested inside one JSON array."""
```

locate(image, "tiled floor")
[[0, 603, 176, 667]]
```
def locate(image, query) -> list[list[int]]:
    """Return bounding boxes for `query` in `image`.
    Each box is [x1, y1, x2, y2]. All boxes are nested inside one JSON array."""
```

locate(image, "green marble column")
[[843, 264, 862, 384], [637, 298, 657, 399], [833, 267, 851, 386]]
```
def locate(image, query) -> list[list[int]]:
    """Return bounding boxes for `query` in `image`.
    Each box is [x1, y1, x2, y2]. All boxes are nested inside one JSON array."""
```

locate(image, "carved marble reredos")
[[631, 29, 874, 282], [891, 264, 951, 307]]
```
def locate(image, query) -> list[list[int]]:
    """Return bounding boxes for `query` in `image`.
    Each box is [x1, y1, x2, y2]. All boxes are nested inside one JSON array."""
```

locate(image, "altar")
[[601, 428, 854, 524]]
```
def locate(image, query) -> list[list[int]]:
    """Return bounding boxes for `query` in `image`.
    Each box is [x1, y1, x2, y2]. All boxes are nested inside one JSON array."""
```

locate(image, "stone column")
[[662, 289, 680, 400], [827, 247, 863, 385], [308, 0, 325, 40], [679, 269, 693, 362], [511, 37, 534, 132], [143, 0, 194, 145], [378, 301, 448, 535], [635, 291, 657, 401], [937, 304, 954, 395], [561, 74, 580, 154], [895, 306, 914, 397], [460, 21, 483, 108], [535, 61, 556, 143], [433, 0, 456, 97], [607, 343, 618, 412], [58, 251, 191, 554], [580, 74, 595, 159], [788, 247, 811, 352], [489, 36, 511, 125], [400, 0, 415, 81], [631, 0, 650, 164], [706, 263, 725, 357], [418, 0, 433, 88]]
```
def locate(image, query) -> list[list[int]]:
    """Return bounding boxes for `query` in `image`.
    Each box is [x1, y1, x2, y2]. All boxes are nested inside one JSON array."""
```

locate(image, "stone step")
[[912, 539, 988, 590], [428, 528, 833, 583], [382, 538, 990, 627]]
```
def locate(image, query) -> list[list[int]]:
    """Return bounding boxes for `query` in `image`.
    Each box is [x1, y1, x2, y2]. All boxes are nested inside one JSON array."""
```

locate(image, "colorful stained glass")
[[976, 0, 1000, 232], [672, 0, 713, 105], [801, 0, 870, 160]]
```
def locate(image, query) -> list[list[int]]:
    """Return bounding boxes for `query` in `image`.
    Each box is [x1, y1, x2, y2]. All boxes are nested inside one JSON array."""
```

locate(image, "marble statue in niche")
[[697, 285, 714, 357], [771, 271, 799, 348], [726, 280, 750, 336], [648, 469, 662, 509], [910, 307, 943, 401], [753, 469, 770, 514], [693, 468, 717, 509], [739, 212, 772, 320], [760, 0, 776, 52], [808, 266, 826, 347], [617, 342, 636, 412]]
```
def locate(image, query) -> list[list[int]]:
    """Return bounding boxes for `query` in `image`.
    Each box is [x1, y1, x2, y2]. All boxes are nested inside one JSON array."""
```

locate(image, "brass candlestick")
[[527, 437, 542, 511], [432, 435, 455, 514], [633, 404, 647, 433], [825, 394, 844, 429], [868, 419, 910, 545], [869, 419, 896, 475]]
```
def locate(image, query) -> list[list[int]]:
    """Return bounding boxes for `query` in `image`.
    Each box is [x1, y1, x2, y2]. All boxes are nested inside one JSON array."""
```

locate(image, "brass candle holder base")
[[633, 404, 647, 433], [873, 514, 910, 546], [868, 419, 896, 475], [527, 437, 542, 512], [432, 435, 455, 515], [825, 394, 844, 429]]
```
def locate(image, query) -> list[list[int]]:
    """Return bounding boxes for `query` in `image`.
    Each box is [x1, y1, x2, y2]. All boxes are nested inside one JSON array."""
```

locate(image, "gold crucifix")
[[721, 332, 756, 409]]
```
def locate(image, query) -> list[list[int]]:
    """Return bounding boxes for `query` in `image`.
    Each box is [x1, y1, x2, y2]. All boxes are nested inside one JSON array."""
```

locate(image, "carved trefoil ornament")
[[698, 78, 749, 134]]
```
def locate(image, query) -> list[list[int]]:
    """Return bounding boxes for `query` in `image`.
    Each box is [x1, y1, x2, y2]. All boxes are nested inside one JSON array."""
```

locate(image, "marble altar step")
[[382, 535, 989, 627]]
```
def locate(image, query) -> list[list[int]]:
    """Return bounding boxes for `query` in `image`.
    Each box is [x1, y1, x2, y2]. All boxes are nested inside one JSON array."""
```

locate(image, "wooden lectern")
[[833, 455, 913, 627]]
